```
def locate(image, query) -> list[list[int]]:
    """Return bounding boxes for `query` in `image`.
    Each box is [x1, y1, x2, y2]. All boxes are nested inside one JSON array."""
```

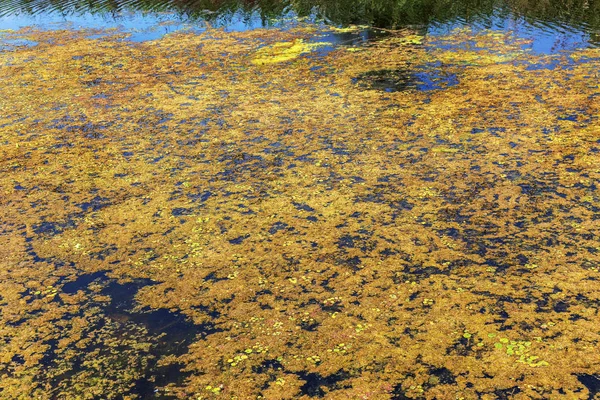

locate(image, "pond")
[[2, 0, 600, 399], [2, 0, 600, 51]]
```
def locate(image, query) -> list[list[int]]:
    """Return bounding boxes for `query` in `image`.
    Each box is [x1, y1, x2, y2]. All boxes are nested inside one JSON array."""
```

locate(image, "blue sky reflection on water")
[[0, 5, 596, 53], [428, 14, 592, 54], [0, 10, 286, 41]]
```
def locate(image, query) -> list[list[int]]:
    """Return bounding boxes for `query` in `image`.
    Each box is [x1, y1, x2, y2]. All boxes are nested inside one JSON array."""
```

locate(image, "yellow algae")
[[387, 34, 424, 45], [251, 38, 331, 65], [327, 25, 371, 34], [0, 24, 600, 399]]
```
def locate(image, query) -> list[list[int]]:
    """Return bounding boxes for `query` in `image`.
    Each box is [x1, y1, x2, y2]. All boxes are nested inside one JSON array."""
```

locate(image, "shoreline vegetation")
[[2, 23, 600, 398]]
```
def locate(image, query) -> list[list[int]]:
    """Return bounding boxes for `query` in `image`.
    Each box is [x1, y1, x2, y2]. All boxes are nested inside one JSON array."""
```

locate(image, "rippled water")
[[1, 0, 600, 52]]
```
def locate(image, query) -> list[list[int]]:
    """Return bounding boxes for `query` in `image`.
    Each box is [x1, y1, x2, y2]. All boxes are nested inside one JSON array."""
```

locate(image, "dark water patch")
[[320, 303, 342, 315], [391, 383, 412, 400], [390, 199, 413, 210], [297, 370, 351, 397], [77, 195, 111, 213], [296, 153, 317, 163], [437, 207, 472, 225], [236, 203, 256, 215], [338, 234, 356, 248], [570, 313, 585, 321], [25, 242, 68, 266], [446, 336, 474, 356], [380, 248, 398, 257], [439, 227, 460, 238], [353, 68, 414, 92], [408, 292, 420, 302], [39, 339, 60, 368], [293, 202, 315, 212], [558, 113, 579, 122], [100, 278, 157, 311], [229, 234, 249, 244], [32, 219, 77, 236], [300, 319, 320, 331], [101, 279, 220, 343], [338, 255, 362, 271], [534, 293, 554, 313], [411, 265, 444, 277], [172, 207, 195, 216], [485, 258, 511, 273], [220, 152, 263, 165], [129, 307, 210, 351], [107, 279, 219, 393], [42, 273, 219, 397], [553, 300, 570, 312], [83, 77, 103, 87], [320, 136, 352, 156], [133, 362, 187, 399], [204, 272, 227, 283], [62, 271, 107, 293], [355, 190, 384, 204], [252, 359, 284, 374], [353, 66, 458, 93], [187, 190, 212, 202], [88, 244, 118, 260], [493, 386, 522, 399], [576, 374, 600, 399], [11, 354, 25, 365], [269, 221, 289, 234], [428, 366, 456, 385]]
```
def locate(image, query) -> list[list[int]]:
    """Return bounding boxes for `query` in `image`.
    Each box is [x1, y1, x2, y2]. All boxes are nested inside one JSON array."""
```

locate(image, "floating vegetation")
[[329, 25, 369, 33], [251, 38, 331, 65], [352, 66, 459, 92], [1, 24, 600, 399]]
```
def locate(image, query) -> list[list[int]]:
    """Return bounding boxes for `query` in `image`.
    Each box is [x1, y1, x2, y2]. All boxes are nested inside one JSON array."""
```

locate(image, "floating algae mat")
[[2, 25, 600, 399]]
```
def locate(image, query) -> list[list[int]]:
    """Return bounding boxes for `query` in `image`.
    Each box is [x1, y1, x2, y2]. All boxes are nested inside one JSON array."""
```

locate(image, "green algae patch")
[[251, 38, 331, 65], [2, 26, 600, 399]]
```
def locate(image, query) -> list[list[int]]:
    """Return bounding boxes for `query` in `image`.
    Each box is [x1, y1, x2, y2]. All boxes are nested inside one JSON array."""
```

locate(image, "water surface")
[[2, 0, 600, 399], [1, 0, 600, 51]]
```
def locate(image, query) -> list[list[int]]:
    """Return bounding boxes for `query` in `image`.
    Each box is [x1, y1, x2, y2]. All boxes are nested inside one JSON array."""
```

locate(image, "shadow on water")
[[60, 272, 221, 398]]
